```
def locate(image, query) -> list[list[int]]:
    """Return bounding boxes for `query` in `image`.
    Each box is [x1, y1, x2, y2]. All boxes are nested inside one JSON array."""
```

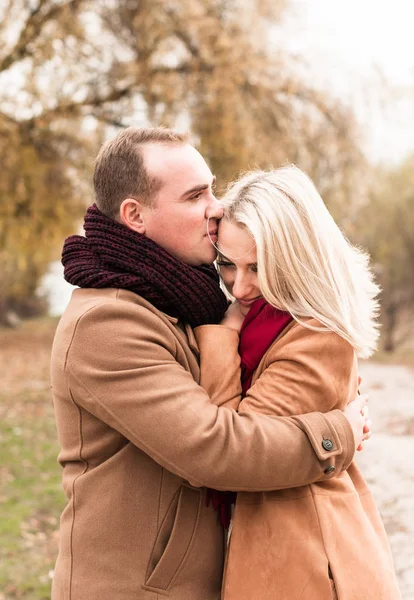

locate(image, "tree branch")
[[164, 6, 203, 61], [0, 0, 84, 73], [28, 83, 134, 123], [0, 110, 20, 129]]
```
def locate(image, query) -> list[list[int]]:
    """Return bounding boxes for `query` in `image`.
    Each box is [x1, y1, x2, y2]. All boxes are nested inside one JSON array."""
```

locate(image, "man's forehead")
[[143, 142, 212, 180]]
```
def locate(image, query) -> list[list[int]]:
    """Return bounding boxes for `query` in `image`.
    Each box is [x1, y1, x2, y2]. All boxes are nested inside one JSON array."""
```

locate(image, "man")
[[51, 127, 368, 600]]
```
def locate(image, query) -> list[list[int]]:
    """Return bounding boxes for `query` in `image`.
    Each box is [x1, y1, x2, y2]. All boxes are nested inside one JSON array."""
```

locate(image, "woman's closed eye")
[[216, 260, 235, 269], [217, 260, 258, 274]]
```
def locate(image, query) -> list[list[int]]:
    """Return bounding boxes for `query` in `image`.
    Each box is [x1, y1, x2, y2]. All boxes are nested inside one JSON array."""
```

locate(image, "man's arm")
[[195, 321, 369, 450], [64, 301, 355, 491]]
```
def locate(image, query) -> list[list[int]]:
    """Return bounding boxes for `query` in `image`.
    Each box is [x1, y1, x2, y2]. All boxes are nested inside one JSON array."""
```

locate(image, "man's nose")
[[206, 195, 224, 220]]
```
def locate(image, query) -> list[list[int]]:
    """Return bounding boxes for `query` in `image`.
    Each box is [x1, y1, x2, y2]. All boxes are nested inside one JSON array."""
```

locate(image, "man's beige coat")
[[51, 289, 356, 600], [195, 320, 401, 600]]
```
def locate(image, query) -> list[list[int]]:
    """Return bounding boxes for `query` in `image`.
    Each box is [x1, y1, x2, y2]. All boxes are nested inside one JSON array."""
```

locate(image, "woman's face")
[[217, 220, 262, 315]]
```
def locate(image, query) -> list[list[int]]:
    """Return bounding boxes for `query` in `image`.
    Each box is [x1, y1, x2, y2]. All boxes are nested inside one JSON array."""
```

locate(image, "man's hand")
[[343, 394, 371, 452], [220, 301, 245, 332]]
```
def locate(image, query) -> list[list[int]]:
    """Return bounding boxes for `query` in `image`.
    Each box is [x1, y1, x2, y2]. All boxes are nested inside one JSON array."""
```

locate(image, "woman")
[[194, 166, 400, 599]]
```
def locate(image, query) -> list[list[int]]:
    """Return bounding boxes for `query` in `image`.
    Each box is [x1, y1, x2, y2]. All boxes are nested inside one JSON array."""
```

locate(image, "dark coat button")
[[324, 465, 336, 475], [322, 438, 334, 451]]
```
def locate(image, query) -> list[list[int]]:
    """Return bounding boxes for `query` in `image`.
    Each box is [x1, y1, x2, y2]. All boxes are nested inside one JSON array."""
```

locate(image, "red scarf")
[[207, 299, 292, 528], [239, 298, 293, 395]]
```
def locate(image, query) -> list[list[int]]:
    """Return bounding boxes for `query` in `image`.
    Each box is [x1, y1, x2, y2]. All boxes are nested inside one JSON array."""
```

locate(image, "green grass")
[[0, 319, 65, 599]]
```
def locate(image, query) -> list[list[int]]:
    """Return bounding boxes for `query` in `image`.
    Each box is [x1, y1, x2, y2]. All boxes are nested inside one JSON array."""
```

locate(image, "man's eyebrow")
[[181, 176, 216, 199]]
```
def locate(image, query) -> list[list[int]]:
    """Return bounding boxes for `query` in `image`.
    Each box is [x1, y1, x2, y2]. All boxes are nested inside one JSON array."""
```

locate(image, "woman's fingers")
[[344, 393, 371, 451]]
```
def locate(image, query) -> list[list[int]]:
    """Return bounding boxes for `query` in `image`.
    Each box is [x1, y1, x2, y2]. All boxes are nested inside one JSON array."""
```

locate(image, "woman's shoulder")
[[270, 316, 354, 358], [250, 316, 358, 412]]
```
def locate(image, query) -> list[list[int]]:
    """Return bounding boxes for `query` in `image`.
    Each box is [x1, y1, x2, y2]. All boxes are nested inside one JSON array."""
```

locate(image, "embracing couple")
[[50, 127, 401, 599]]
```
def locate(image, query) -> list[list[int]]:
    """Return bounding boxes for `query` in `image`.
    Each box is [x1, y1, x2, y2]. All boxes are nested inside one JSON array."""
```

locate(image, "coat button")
[[324, 465, 336, 475], [322, 438, 334, 451]]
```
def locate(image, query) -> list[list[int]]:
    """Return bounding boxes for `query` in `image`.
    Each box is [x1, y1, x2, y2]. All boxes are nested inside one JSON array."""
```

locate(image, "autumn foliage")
[[0, 0, 412, 347]]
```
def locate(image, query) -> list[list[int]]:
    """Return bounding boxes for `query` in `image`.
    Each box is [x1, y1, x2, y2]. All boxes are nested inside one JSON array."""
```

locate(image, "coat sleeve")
[[195, 324, 243, 410], [65, 303, 355, 491]]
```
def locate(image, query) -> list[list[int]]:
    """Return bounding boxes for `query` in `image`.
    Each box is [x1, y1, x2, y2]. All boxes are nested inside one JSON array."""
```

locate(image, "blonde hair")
[[220, 165, 380, 358]]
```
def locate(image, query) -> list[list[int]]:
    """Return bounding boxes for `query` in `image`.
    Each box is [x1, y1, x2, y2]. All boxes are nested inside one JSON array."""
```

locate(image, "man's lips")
[[206, 230, 218, 241]]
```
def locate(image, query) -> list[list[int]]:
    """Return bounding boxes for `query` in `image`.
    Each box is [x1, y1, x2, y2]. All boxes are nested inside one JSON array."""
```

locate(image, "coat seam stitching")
[[335, 412, 352, 470], [155, 466, 164, 600], [67, 391, 89, 600]]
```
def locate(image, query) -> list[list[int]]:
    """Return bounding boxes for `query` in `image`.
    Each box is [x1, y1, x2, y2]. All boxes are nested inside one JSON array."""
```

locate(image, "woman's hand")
[[220, 301, 245, 333], [343, 394, 372, 452]]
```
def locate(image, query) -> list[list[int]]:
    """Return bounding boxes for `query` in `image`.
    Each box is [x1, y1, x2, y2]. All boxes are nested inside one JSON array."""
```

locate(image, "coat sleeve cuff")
[[292, 409, 355, 471]]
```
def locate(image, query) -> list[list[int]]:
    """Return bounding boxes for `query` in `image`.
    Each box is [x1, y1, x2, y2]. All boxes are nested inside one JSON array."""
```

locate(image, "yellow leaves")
[[0, 121, 89, 307], [0, 0, 367, 314]]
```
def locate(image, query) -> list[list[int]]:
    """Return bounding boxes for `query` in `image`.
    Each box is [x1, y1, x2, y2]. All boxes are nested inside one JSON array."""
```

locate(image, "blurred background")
[[0, 1, 413, 598]]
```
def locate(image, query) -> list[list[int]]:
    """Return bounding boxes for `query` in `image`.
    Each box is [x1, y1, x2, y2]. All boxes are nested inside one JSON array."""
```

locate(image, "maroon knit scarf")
[[207, 299, 293, 529], [62, 204, 228, 327]]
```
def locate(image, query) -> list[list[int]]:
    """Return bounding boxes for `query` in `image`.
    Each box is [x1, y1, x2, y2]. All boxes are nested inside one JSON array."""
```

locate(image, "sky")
[[275, 0, 414, 163]]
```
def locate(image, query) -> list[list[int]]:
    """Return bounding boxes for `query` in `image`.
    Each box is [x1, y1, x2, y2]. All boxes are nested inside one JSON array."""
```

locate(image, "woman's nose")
[[232, 273, 251, 299]]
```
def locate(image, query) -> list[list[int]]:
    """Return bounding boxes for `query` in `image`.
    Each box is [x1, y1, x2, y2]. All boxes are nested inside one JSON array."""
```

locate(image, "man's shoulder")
[[62, 288, 177, 324], [54, 287, 179, 348]]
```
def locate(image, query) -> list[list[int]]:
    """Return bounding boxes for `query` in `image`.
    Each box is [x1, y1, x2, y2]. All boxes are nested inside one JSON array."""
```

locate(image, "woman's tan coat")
[[195, 319, 401, 600], [50, 289, 356, 600]]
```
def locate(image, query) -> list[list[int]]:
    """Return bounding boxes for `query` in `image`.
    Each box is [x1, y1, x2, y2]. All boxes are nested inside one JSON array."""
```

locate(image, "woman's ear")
[[119, 198, 147, 234]]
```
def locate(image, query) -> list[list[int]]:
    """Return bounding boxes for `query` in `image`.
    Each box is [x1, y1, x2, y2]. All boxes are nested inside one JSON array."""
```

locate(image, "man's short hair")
[[93, 126, 190, 219]]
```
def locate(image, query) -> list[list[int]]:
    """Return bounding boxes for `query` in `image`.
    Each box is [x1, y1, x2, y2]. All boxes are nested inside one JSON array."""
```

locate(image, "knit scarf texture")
[[208, 298, 293, 529], [62, 204, 228, 328]]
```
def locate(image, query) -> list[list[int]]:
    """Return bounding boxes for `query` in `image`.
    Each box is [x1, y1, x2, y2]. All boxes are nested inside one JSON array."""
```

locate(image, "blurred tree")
[[0, 117, 89, 322], [99, 0, 364, 209], [358, 156, 414, 352], [0, 0, 103, 323], [0, 0, 125, 323], [0, 0, 364, 323]]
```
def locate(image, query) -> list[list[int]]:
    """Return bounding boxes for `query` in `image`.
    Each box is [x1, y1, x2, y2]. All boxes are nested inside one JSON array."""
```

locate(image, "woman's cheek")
[[220, 274, 234, 296]]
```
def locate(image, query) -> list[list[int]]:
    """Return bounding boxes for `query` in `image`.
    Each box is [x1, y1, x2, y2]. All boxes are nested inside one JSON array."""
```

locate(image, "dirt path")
[[356, 361, 414, 600]]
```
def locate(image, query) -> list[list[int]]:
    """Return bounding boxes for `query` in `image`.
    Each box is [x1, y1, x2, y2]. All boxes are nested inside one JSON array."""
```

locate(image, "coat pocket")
[[329, 564, 338, 600], [145, 485, 201, 592]]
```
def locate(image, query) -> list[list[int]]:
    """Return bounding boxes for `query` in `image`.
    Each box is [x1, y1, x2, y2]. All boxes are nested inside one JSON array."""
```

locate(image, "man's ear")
[[119, 198, 147, 234]]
